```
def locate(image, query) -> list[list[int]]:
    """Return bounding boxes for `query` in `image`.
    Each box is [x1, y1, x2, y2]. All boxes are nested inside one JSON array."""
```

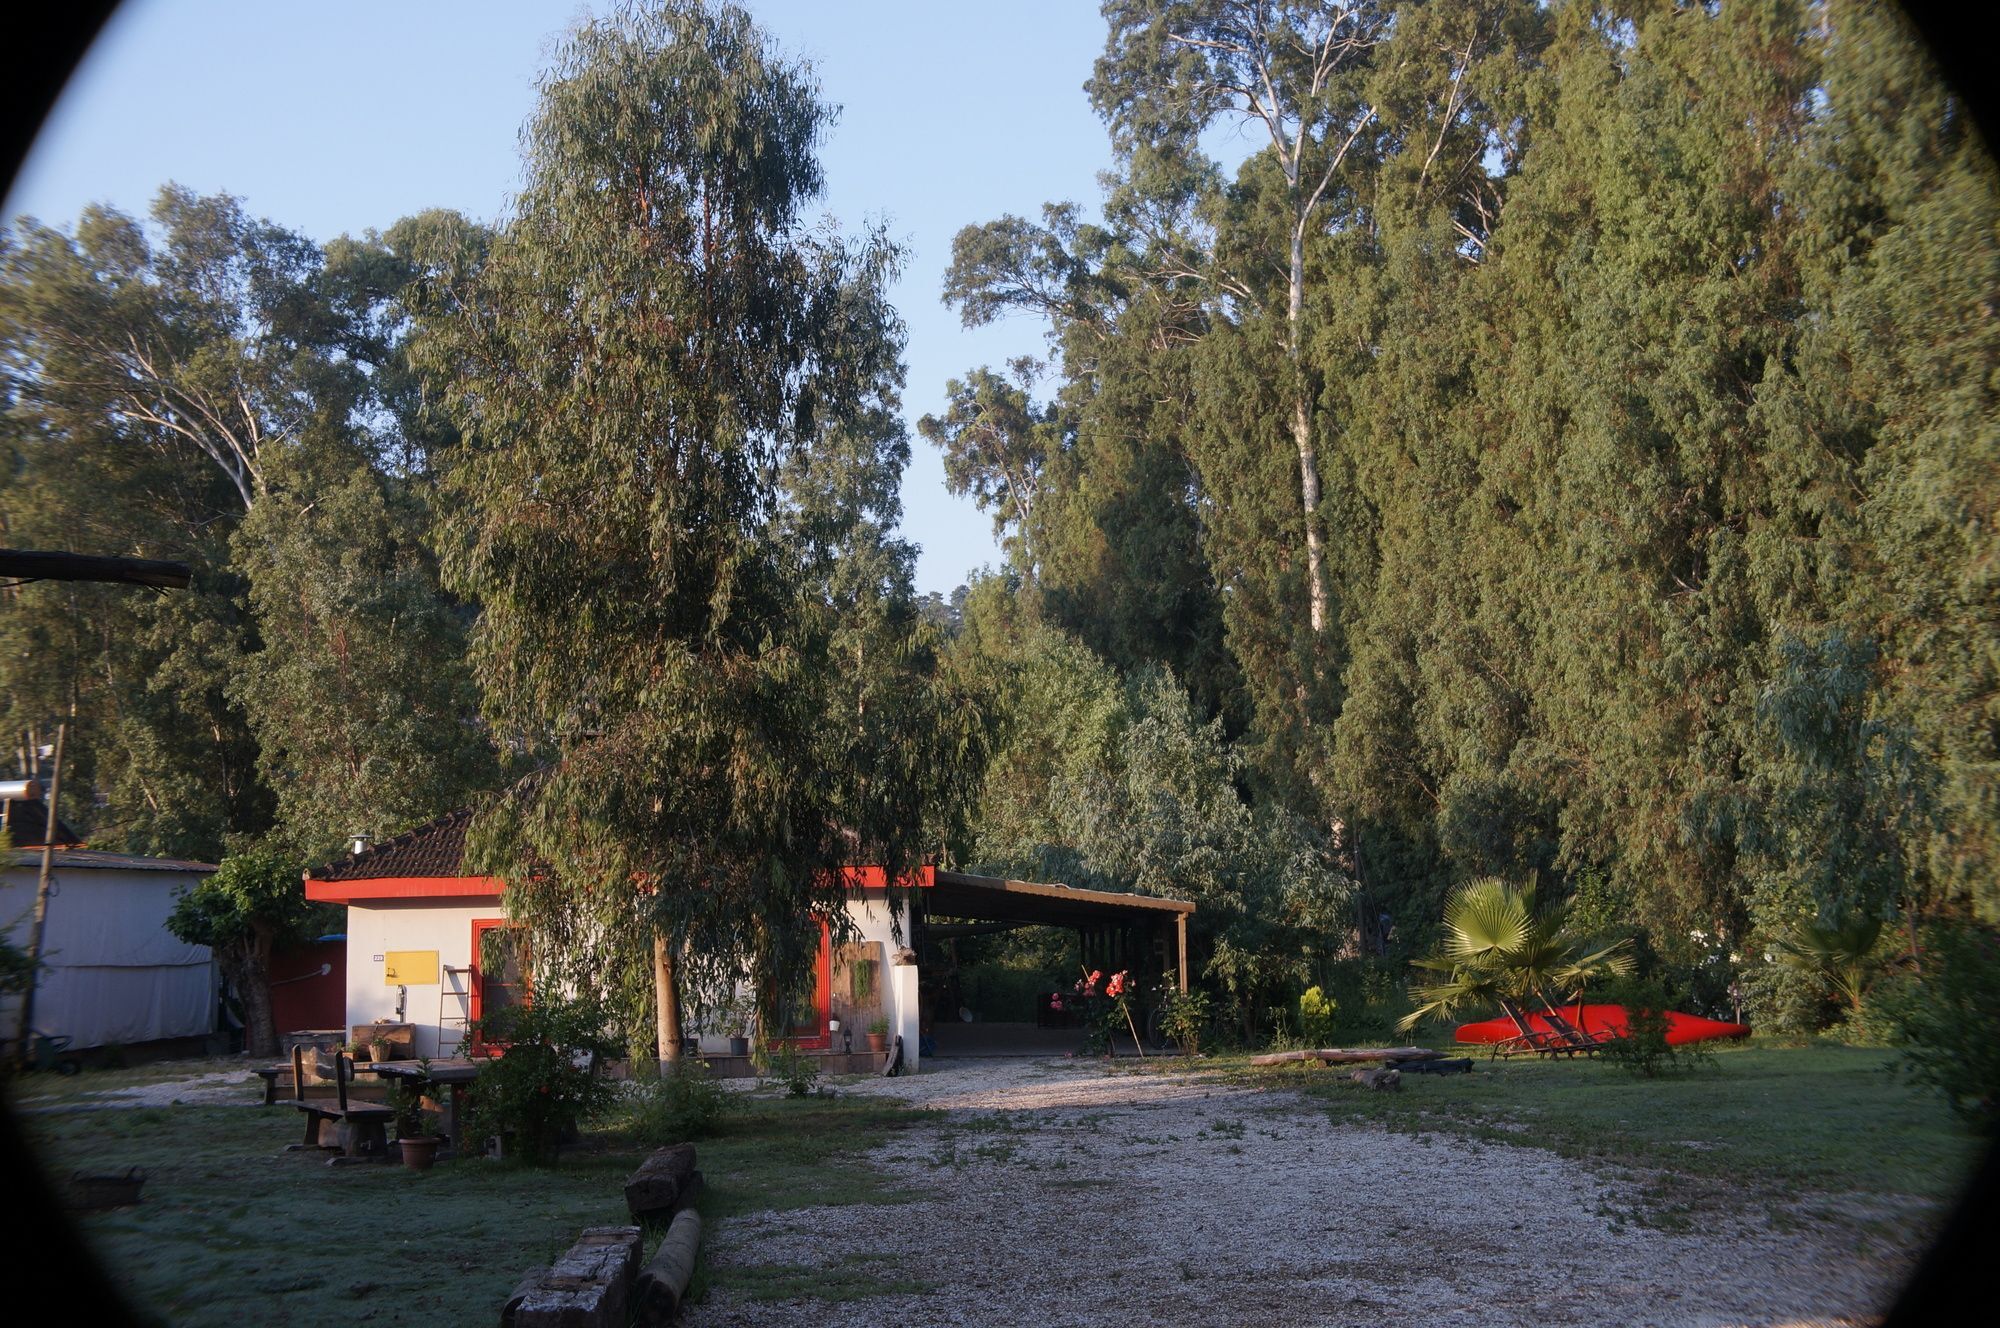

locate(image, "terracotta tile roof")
[[2, 797, 81, 848], [309, 808, 474, 882]]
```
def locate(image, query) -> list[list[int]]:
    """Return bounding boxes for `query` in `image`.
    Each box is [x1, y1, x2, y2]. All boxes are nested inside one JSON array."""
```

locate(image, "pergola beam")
[[0, 548, 193, 590]]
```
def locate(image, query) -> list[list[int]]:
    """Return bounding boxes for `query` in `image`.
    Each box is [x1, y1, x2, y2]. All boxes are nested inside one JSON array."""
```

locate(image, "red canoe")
[[1454, 1004, 1751, 1047]]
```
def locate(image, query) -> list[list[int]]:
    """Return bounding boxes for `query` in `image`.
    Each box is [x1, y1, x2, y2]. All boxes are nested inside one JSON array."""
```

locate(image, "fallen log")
[[1247, 1047, 1445, 1067], [501, 1226, 642, 1328], [631, 1209, 703, 1327], [624, 1144, 697, 1221]]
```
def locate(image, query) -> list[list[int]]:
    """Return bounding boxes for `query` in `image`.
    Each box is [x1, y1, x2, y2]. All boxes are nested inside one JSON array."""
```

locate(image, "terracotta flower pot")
[[866, 1033, 887, 1054], [398, 1136, 442, 1172]]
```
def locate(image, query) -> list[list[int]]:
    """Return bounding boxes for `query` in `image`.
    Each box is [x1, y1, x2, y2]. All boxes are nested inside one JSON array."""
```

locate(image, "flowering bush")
[[1069, 969, 1141, 1056]]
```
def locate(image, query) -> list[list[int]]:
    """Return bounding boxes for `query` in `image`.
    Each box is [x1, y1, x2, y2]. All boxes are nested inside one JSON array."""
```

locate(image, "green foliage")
[[1890, 923, 2000, 1133], [165, 848, 322, 952], [420, 0, 987, 1048], [1297, 986, 1337, 1047], [0, 934, 35, 997], [764, 1044, 820, 1099], [228, 451, 495, 863], [1773, 913, 1892, 1016], [1398, 876, 1634, 1033], [463, 996, 619, 1165], [1738, 956, 1832, 1037], [1597, 977, 1713, 1079], [929, 0, 2000, 1016], [954, 617, 1349, 1038], [625, 1058, 735, 1143], [1156, 981, 1213, 1056]]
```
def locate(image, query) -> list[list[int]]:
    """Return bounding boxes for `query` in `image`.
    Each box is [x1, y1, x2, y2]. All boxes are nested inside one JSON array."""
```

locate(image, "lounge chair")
[[1490, 996, 1587, 1058]]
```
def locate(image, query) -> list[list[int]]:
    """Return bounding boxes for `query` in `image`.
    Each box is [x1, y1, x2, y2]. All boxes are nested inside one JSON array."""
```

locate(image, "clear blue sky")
[[4, 1, 1122, 597]]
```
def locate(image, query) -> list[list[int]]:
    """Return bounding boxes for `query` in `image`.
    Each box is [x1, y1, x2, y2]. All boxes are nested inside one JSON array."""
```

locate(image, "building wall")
[[269, 938, 347, 1034], [346, 890, 925, 1070], [0, 865, 215, 1049], [341, 898, 501, 1058], [848, 892, 921, 1072]]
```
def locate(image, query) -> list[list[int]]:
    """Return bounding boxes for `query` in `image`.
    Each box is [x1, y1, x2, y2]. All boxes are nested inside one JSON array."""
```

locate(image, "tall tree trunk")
[[241, 925, 279, 1058], [655, 933, 683, 1068], [1289, 225, 1329, 634]]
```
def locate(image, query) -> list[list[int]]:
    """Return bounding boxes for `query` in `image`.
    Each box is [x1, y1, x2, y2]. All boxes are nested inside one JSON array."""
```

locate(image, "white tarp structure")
[[2, 849, 217, 1049]]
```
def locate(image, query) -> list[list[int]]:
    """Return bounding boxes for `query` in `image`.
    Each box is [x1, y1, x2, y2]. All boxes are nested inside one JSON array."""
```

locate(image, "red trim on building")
[[304, 875, 506, 904], [467, 918, 528, 1053], [834, 865, 935, 890]]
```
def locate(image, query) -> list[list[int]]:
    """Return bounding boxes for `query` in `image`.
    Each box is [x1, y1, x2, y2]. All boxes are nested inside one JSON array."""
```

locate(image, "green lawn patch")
[[15, 1074, 933, 1326], [1228, 1041, 1981, 1208]]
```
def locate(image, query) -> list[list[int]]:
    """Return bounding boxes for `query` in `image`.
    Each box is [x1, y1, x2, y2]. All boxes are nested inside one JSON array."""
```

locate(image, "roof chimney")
[[350, 834, 371, 857]]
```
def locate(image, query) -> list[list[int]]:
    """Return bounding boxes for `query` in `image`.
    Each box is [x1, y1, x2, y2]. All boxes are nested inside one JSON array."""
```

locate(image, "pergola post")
[[1176, 912, 1188, 993]]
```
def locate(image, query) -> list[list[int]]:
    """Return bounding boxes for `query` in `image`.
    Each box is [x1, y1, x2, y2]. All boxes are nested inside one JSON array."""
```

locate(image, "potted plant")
[[866, 1016, 889, 1054], [366, 1034, 392, 1064], [394, 1062, 442, 1172], [714, 990, 752, 1056]]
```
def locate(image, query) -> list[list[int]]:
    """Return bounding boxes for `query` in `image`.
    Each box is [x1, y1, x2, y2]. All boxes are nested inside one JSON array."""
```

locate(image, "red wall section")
[[269, 939, 347, 1032]]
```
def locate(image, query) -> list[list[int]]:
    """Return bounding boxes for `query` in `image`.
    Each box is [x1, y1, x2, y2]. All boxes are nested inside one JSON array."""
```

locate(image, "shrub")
[[1738, 956, 1831, 1035], [1891, 923, 2000, 1133], [463, 996, 618, 1165], [627, 1058, 735, 1142], [1297, 985, 1337, 1046], [1157, 982, 1213, 1057], [1844, 971, 1916, 1048], [765, 1044, 819, 1098], [1597, 977, 1712, 1078]]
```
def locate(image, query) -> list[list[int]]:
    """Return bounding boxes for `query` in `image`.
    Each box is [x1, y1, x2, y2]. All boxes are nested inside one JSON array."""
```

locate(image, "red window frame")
[[468, 918, 529, 1053]]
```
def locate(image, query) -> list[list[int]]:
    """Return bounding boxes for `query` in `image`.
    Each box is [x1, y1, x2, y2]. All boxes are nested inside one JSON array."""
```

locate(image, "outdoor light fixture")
[[0, 780, 42, 801]]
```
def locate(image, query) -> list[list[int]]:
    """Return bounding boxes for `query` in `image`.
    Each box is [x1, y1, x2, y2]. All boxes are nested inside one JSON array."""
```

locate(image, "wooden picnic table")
[[356, 1058, 485, 1147]]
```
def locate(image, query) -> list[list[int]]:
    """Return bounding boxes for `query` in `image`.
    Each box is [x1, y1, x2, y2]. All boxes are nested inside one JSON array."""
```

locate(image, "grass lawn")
[[14, 1075, 933, 1327], [1214, 1038, 1984, 1226]]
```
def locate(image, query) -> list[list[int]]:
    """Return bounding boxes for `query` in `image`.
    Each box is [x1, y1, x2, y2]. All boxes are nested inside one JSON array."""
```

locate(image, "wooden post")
[[654, 934, 683, 1068], [1176, 912, 1188, 993], [15, 719, 65, 1068]]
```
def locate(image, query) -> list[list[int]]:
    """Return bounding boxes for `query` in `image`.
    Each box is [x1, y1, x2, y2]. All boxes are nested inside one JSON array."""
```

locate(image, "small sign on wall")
[[384, 950, 440, 985]]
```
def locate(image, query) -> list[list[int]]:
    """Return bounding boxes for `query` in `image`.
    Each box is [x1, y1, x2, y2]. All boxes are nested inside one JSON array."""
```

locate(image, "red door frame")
[[774, 920, 833, 1050], [468, 918, 528, 1052]]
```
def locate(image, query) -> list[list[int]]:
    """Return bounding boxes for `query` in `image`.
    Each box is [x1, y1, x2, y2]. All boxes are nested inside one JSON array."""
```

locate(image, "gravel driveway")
[[686, 1057, 1915, 1328]]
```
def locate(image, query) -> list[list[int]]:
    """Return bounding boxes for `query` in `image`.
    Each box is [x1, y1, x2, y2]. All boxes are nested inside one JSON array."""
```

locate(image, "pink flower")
[[1049, 995, 1064, 1012], [1106, 971, 1127, 998]]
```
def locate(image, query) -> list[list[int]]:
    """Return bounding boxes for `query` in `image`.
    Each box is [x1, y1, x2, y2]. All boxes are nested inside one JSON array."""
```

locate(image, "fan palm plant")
[[1774, 913, 1886, 1014], [1396, 876, 1634, 1033]]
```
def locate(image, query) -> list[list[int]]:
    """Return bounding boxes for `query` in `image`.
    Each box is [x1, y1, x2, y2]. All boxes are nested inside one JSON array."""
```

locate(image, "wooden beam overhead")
[[0, 548, 193, 590]]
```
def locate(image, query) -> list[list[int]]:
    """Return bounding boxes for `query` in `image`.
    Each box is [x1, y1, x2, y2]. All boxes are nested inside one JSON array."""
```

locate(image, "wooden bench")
[[256, 1064, 336, 1106], [288, 1046, 394, 1161]]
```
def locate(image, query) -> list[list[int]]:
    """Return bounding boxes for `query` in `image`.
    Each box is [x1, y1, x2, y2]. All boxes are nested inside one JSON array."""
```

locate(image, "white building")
[[302, 811, 926, 1066], [304, 809, 1194, 1069], [1, 846, 217, 1052]]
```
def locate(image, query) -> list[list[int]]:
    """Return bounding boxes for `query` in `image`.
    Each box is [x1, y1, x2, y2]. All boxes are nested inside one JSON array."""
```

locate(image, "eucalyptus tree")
[[0, 189, 352, 856], [421, 0, 981, 1059], [1089, 0, 1390, 638]]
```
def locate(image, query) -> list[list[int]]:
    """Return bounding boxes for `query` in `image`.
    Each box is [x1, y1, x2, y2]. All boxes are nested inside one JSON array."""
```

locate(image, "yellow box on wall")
[[383, 950, 440, 985]]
